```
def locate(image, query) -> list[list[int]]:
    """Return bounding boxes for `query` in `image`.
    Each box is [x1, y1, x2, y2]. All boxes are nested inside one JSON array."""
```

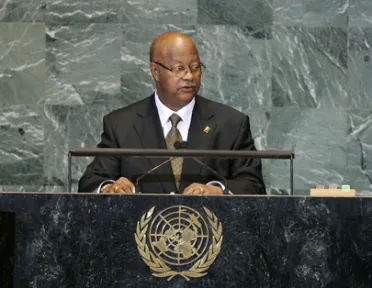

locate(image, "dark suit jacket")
[[78, 94, 266, 194]]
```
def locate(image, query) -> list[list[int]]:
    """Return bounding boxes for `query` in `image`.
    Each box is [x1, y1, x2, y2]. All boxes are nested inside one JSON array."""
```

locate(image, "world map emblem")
[[135, 205, 223, 281]]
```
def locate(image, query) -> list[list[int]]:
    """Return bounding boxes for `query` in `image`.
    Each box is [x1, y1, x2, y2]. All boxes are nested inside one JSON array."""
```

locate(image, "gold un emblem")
[[135, 205, 223, 281]]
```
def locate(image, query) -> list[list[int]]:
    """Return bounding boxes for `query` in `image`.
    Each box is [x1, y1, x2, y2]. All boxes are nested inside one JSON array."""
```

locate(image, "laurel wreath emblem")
[[134, 206, 223, 281]]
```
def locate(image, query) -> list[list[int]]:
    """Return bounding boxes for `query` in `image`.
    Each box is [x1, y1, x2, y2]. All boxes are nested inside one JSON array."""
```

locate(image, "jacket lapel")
[[179, 96, 217, 192], [133, 95, 177, 193]]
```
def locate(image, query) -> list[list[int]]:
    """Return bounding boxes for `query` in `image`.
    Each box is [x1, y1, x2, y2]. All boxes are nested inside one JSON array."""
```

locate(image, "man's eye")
[[190, 65, 200, 70], [174, 66, 186, 72]]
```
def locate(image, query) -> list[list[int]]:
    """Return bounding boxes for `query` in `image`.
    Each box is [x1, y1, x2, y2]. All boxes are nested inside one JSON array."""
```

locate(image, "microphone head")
[[174, 141, 187, 149], [174, 141, 181, 149]]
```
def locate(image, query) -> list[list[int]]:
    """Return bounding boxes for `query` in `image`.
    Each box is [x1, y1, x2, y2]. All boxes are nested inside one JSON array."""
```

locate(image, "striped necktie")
[[165, 113, 183, 191]]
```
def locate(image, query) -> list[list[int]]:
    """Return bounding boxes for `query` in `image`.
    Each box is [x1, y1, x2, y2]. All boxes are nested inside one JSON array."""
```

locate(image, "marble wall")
[[0, 0, 371, 194]]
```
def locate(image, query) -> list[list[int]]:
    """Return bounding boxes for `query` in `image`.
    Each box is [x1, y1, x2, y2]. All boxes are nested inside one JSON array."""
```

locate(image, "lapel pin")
[[203, 126, 211, 134]]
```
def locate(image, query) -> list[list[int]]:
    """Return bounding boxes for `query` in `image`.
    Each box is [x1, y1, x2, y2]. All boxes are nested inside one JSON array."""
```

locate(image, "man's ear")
[[150, 62, 160, 82]]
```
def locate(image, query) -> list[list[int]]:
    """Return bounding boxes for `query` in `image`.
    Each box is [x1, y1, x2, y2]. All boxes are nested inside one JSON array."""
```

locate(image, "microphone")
[[135, 157, 175, 194], [173, 141, 187, 149], [173, 141, 228, 193]]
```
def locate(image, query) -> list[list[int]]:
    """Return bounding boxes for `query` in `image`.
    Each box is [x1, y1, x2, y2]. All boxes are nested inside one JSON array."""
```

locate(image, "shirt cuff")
[[206, 181, 233, 195], [96, 180, 115, 193]]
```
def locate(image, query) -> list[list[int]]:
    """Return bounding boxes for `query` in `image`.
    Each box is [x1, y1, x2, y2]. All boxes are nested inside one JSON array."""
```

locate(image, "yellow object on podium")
[[310, 188, 356, 197]]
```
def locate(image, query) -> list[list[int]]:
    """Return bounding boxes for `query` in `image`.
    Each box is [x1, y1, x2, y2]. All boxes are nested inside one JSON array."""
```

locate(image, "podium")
[[0, 211, 15, 288], [1, 193, 372, 287]]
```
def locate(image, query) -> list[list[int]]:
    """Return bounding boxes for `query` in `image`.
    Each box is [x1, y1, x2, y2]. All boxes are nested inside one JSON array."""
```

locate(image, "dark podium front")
[[1, 193, 372, 287], [0, 211, 16, 288]]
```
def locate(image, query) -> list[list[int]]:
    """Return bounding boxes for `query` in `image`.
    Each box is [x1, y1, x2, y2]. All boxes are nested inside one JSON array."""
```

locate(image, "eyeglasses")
[[152, 61, 206, 78]]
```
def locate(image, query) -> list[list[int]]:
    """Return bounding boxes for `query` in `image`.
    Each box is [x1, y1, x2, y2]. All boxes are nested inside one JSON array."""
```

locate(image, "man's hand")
[[183, 183, 224, 195], [101, 177, 135, 194]]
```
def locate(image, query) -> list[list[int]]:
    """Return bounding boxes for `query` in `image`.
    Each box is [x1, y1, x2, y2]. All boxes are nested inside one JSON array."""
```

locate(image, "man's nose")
[[182, 68, 194, 80]]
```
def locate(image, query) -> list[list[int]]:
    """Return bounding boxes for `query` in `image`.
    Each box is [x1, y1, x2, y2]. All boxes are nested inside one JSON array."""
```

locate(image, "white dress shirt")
[[154, 90, 195, 140]]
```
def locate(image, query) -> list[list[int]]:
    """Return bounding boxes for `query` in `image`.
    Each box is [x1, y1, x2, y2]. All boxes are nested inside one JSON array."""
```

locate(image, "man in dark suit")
[[78, 32, 265, 195]]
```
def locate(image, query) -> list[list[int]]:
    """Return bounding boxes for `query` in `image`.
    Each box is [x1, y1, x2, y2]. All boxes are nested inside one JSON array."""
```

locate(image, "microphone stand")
[[174, 141, 228, 193], [135, 158, 174, 193]]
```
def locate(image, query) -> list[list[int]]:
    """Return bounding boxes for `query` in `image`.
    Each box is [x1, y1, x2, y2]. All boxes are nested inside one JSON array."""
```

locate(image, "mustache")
[[179, 84, 197, 88]]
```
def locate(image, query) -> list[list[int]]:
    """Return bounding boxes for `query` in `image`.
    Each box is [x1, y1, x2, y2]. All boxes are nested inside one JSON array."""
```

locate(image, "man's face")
[[151, 38, 202, 111]]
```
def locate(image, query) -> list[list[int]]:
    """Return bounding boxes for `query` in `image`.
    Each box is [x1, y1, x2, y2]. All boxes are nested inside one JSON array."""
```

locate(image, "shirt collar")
[[154, 91, 195, 127]]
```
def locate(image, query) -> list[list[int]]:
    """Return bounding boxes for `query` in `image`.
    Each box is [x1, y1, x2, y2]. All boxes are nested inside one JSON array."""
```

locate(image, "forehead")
[[156, 38, 200, 64], [166, 50, 199, 65]]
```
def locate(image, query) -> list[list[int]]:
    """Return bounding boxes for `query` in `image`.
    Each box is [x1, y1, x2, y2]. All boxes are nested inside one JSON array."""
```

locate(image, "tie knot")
[[169, 113, 182, 127]]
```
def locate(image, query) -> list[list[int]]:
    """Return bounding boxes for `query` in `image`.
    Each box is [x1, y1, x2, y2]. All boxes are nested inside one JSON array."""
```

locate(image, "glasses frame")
[[152, 61, 206, 77]]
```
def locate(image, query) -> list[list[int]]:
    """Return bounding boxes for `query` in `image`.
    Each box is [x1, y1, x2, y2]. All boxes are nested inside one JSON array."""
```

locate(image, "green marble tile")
[[67, 104, 117, 187], [272, 25, 348, 108], [346, 110, 372, 192], [46, 0, 121, 23], [195, 25, 272, 108], [0, 23, 45, 106], [349, 0, 372, 28], [240, 108, 272, 190], [43, 105, 70, 187], [121, 0, 197, 24], [0, 0, 45, 22], [45, 23, 121, 105], [273, 0, 348, 27], [46, 0, 197, 24], [198, 0, 273, 26], [0, 185, 45, 192], [348, 27, 372, 108], [267, 108, 349, 190], [0, 105, 44, 185], [44, 103, 115, 190]]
